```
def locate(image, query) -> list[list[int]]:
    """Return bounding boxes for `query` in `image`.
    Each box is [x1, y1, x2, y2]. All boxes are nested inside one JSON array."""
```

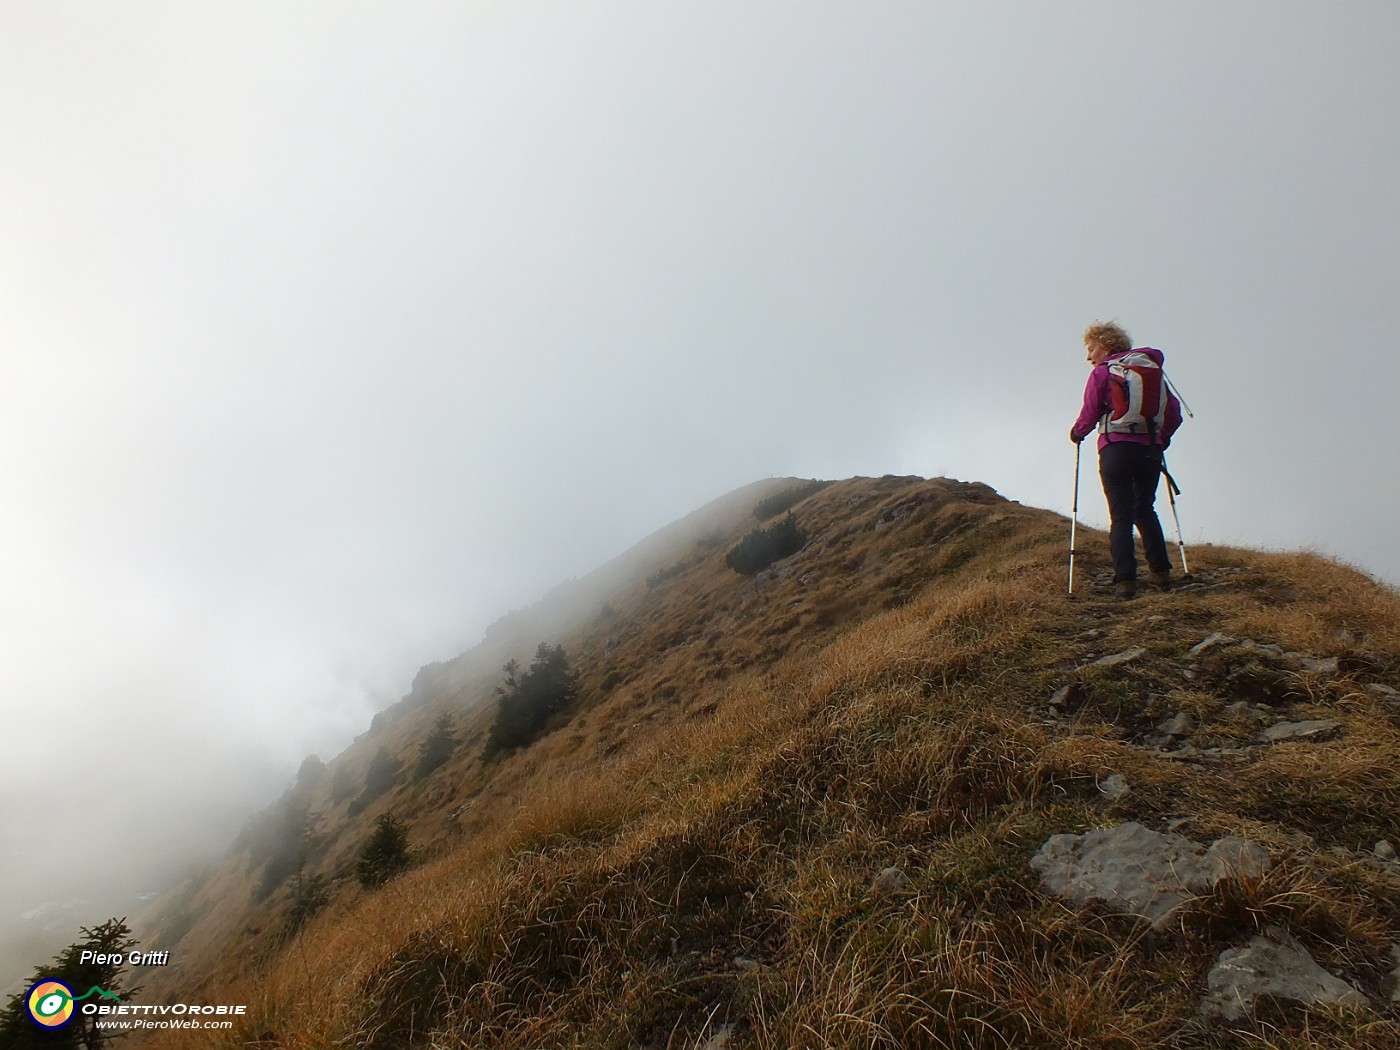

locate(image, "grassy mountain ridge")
[[135, 475, 932, 997], [126, 475, 1400, 1048]]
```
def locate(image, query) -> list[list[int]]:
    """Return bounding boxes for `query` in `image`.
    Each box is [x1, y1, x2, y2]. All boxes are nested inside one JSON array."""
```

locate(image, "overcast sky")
[[2, 1, 1397, 979]]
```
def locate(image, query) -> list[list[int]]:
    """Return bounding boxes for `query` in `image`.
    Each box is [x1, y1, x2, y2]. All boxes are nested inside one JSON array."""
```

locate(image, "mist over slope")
[[37, 475, 1400, 1048], [128, 475, 1001, 990]]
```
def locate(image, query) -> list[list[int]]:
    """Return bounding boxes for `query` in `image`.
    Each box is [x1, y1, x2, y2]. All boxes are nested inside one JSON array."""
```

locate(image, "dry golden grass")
[[130, 478, 1400, 1049]]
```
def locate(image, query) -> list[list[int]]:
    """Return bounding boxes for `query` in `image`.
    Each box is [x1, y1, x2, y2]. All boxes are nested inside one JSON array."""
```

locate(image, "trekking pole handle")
[[1160, 452, 1182, 496]]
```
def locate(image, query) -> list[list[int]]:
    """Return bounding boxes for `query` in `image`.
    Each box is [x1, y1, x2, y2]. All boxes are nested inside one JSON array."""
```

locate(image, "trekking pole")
[[1068, 442, 1081, 597], [1160, 455, 1190, 577]]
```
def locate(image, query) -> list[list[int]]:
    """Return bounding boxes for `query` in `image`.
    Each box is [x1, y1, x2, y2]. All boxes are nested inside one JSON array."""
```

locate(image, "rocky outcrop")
[[1022, 585, 1400, 1032], [1031, 823, 1382, 1023], [1202, 928, 1367, 1021], [1030, 822, 1270, 929]]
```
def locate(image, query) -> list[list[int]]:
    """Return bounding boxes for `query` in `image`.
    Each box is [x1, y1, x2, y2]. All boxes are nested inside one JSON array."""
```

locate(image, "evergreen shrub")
[[483, 644, 579, 759], [357, 814, 413, 889], [415, 713, 456, 780], [349, 747, 403, 817], [726, 513, 807, 576], [284, 864, 331, 937]]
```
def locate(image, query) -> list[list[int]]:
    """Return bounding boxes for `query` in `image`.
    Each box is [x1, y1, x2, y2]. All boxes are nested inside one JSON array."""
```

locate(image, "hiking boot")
[[1148, 570, 1172, 592], [1114, 580, 1136, 601]]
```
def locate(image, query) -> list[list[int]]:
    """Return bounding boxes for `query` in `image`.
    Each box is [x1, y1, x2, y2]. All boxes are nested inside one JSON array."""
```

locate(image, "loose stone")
[[1203, 929, 1368, 1021], [871, 867, 912, 897], [1098, 774, 1129, 800], [1189, 632, 1236, 656], [1299, 656, 1340, 675], [1091, 647, 1147, 669], [1260, 719, 1341, 743]]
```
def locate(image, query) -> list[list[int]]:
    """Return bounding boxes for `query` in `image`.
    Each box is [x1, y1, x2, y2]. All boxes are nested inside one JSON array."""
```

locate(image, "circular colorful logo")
[[27, 980, 76, 1029]]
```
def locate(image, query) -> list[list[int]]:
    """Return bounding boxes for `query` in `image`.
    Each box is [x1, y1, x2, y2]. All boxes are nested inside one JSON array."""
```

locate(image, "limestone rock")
[[1098, 774, 1129, 801], [1203, 930, 1367, 1021], [1189, 632, 1237, 656], [1029, 822, 1271, 929], [1203, 837, 1273, 882], [1145, 710, 1196, 749], [1260, 719, 1341, 743], [1091, 647, 1147, 669], [1298, 656, 1340, 675], [1376, 840, 1397, 863], [871, 866, 912, 897], [1222, 701, 1271, 723]]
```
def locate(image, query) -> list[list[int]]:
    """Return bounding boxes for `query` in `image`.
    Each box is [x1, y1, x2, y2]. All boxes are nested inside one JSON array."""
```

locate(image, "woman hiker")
[[1069, 321, 1183, 600]]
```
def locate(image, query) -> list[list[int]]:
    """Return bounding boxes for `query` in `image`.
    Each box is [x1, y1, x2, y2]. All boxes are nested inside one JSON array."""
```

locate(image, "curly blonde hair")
[[1083, 321, 1132, 356]]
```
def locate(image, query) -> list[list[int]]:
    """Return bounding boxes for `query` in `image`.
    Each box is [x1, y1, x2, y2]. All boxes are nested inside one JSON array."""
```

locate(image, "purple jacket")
[[1071, 347, 1182, 451]]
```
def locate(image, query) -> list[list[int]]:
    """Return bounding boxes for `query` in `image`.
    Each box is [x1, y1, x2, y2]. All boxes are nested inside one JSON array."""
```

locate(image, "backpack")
[[1100, 351, 1168, 437]]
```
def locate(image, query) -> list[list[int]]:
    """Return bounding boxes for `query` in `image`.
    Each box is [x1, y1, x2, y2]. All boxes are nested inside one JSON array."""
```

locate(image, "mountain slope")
[[130, 475, 1400, 1049]]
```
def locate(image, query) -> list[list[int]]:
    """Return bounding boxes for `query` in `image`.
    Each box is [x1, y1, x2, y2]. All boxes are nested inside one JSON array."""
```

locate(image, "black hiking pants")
[[1098, 441, 1172, 583]]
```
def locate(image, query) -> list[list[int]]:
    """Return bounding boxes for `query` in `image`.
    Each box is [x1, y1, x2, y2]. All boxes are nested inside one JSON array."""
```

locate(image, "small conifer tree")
[[329, 760, 357, 804], [483, 644, 579, 758], [415, 713, 456, 779], [283, 862, 331, 938], [0, 918, 139, 1049], [357, 814, 412, 889], [251, 797, 320, 903], [348, 746, 403, 816]]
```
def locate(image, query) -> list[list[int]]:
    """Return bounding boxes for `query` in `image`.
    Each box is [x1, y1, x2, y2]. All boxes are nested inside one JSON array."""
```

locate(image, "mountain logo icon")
[[27, 980, 76, 1029]]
